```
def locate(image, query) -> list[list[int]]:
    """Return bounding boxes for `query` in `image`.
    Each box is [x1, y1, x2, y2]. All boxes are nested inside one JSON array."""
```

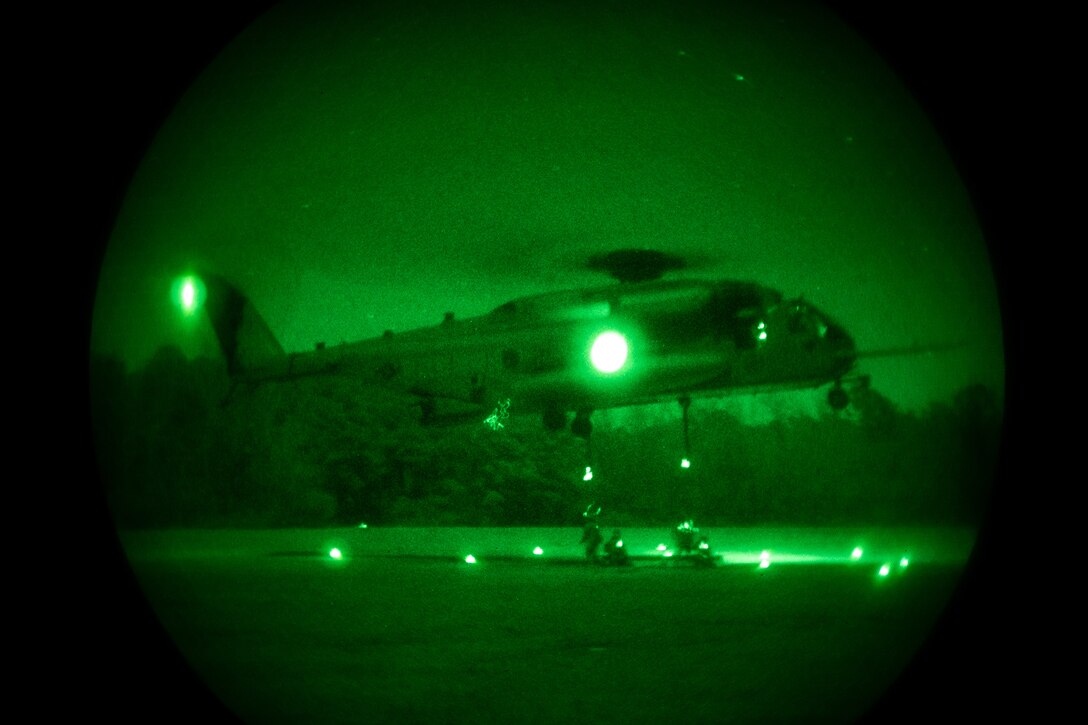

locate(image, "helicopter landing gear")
[[542, 404, 566, 432], [571, 409, 593, 440], [571, 409, 595, 480], [567, 409, 595, 481], [419, 396, 437, 425], [678, 395, 692, 466], [828, 381, 849, 411]]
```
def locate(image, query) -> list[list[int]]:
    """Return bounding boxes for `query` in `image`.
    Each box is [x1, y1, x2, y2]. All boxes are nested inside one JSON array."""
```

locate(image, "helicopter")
[[190, 249, 868, 460]]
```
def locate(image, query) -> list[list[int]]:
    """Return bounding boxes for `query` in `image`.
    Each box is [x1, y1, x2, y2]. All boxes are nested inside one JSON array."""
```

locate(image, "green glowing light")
[[590, 331, 629, 373], [759, 550, 771, 568], [699, 541, 709, 550], [657, 544, 667, 552], [757, 331, 767, 341], [484, 398, 511, 430], [879, 564, 891, 577], [851, 547, 863, 560], [329, 548, 342, 559], [734, 73, 745, 81], [465, 555, 477, 564], [899, 557, 909, 568], [616, 540, 624, 548], [172, 275, 206, 316], [533, 547, 543, 556], [583, 466, 593, 481], [664, 551, 674, 558], [680, 458, 691, 469], [358, 522, 368, 529]]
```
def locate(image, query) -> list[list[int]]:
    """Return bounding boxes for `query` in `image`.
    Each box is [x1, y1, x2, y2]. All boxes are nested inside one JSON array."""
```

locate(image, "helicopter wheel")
[[828, 383, 849, 411], [571, 409, 593, 440]]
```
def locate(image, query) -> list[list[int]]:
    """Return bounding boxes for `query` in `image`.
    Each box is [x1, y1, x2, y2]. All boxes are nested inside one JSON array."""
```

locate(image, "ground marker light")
[[759, 550, 771, 569], [878, 564, 891, 577], [465, 555, 477, 564], [656, 544, 667, 552], [329, 548, 342, 560], [533, 547, 543, 556], [851, 547, 863, 560], [899, 557, 909, 568]]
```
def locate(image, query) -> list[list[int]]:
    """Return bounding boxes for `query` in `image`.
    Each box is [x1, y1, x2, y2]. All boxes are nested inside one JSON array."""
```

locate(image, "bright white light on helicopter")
[[328, 548, 342, 560], [590, 331, 629, 373], [583, 466, 593, 481], [172, 275, 206, 316], [465, 555, 477, 564], [533, 547, 543, 556], [680, 458, 691, 469], [851, 547, 863, 560]]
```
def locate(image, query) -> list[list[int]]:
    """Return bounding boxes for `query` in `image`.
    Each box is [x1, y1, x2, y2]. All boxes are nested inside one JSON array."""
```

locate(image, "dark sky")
[[90, 0, 1004, 415]]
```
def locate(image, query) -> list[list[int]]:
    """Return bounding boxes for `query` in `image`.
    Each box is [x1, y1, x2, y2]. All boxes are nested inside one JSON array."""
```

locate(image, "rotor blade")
[[851, 342, 963, 359], [556, 247, 726, 282]]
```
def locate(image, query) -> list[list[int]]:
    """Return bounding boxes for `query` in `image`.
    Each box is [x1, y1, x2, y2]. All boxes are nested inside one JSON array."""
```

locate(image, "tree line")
[[90, 346, 1002, 528]]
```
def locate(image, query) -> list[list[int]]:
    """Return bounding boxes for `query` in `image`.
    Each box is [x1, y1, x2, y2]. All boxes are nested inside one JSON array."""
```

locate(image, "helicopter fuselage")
[[216, 277, 857, 421]]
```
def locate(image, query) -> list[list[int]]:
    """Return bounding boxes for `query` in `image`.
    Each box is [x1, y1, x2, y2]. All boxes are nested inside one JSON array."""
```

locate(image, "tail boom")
[[203, 274, 287, 379]]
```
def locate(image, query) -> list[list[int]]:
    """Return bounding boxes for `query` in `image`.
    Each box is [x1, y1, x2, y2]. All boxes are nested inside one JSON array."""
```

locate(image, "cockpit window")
[[708, 285, 770, 350], [787, 302, 830, 339], [787, 304, 809, 335]]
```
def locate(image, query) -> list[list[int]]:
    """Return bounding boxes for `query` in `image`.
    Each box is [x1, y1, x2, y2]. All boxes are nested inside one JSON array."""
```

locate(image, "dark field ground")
[[89, 527, 992, 723]]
